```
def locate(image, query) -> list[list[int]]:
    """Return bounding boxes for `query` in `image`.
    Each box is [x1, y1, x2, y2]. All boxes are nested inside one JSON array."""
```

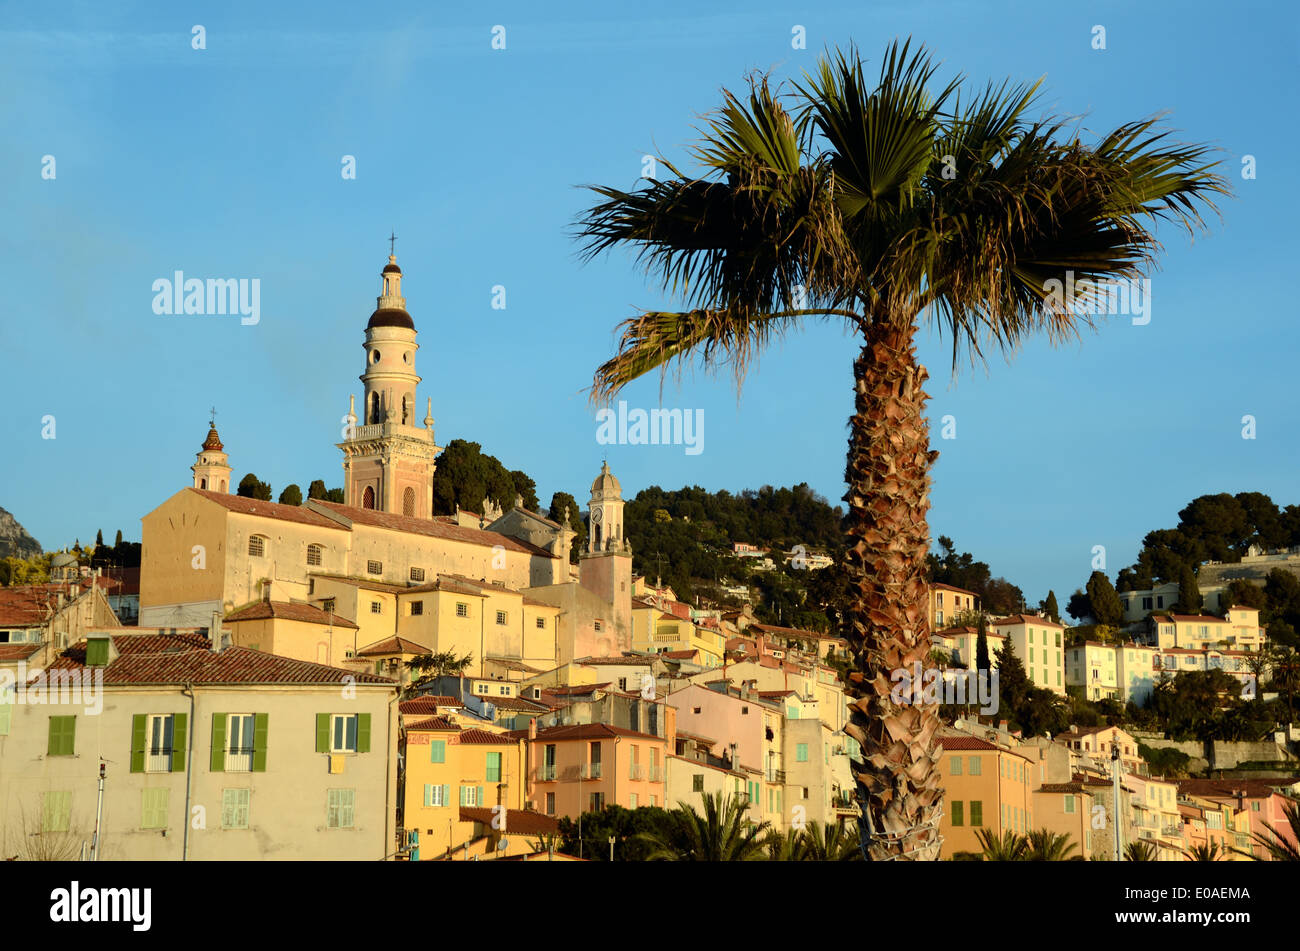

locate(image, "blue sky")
[[1, 0, 1296, 607]]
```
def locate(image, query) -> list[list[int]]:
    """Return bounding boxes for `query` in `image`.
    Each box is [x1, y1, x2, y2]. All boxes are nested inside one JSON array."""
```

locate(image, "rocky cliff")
[[0, 506, 43, 561]]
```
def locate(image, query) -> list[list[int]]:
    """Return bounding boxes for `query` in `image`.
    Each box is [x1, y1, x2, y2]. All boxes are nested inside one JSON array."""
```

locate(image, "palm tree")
[[1182, 841, 1225, 862], [1124, 840, 1159, 861], [1025, 828, 1078, 861], [974, 827, 1029, 861], [762, 826, 804, 861], [576, 39, 1227, 861], [800, 819, 863, 861], [1234, 800, 1300, 861], [637, 792, 769, 861]]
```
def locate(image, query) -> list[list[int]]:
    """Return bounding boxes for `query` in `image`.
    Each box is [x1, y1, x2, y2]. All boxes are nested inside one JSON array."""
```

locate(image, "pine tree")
[[975, 614, 991, 672], [95, 529, 104, 548], [1085, 571, 1124, 628], [1176, 564, 1203, 614], [1041, 590, 1060, 623]]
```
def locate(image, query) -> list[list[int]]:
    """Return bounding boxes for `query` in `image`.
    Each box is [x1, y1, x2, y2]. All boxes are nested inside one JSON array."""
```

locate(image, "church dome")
[[382, 263, 402, 275], [591, 461, 621, 497], [368, 307, 415, 330], [201, 425, 224, 451]]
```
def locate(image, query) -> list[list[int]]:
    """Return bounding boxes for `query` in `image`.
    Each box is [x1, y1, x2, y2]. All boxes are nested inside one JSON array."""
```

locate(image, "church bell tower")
[[337, 247, 442, 517]]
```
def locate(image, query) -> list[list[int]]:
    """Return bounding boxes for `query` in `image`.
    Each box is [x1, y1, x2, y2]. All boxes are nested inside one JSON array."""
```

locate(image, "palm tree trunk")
[[841, 321, 944, 861]]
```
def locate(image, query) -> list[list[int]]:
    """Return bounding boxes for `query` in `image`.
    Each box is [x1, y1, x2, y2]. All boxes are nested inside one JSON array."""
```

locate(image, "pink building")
[[521, 720, 674, 818]]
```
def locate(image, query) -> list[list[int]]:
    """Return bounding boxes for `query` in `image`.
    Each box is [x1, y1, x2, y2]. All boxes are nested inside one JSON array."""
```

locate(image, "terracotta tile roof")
[[312, 500, 557, 558], [308, 573, 410, 595], [0, 643, 41, 661], [574, 655, 652, 666], [457, 728, 517, 744], [929, 582, 979, 596], [531, 722, 664, 742], [937, 736, 1001, 751], [485, 695, 550, 712], [190, 488, 344, 529], [483, 657, 543, 673], [543, 683, 610, 696], [356, 636, 427, 656], [663, 650, 698, 659], [992, 614, 1064, 629], [0, 581, 119, 626], [399, 696, 460, 714], [1038, 782, 1090, 794], [458, 807, 559, 835], [1176, 778, 1298, 799], [404, 716, 459, 732], [48, 634, 394, 686], [749, 622, 834, 640], [225, 600, 360, 629]]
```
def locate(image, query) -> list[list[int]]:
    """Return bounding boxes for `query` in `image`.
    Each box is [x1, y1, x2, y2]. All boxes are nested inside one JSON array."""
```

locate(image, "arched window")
[[362, 486, 376, 510], [402, 396, 409, 425], [200, 478, 207, 489], [220, 480, 226, 492], [403, 487, 415, 517], [306, 544, 323, 566], [369, 392, 380, 425], [248, 535, 266, 557], [594, 525, 602, 549]]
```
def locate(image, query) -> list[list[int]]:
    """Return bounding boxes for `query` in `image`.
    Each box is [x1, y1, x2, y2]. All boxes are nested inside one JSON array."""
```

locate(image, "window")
[[306, 544, 323, 566], [630, 793, 638, 808], [327, 789, 355, 828], [589, 792, 605, 811], [951, 801, 964, 826], [486, 752, 502, 782], [456, 602, 469, 618], [496, 611, 507, 625], [969, 801, 983, 826], [322, 598, 336, 613], [741, 706, 749, 715], [1055, 632, 1061, 647], [362, 486, 376, 509], [1064, 794, 1076, 814], [545, 792, 555, 814], [460, 785, 484, 807], [222, 789, 250, 829], [409, 567, 425, 582], [403, 487, 416, 517], [430, 740, 446, 763], [367, 560, 382, 575], [222, 713, 257, 772], [693, 775, 705, 792], [542, 744, 557, 780], [796, 743, 809, 763], [1142, 597, 1153, 610], [42, 791, 71, 833], [248, 536, 265, 557], [968, 757, 981, 776], [535, 617, 546, 629], [47, 715, 76, 756], [949, 757, 962, 776], [141, 789, 169, 830], [146, 714, 176, 772], [410, 601, 423, 616], [370, 601, 382, 614], [333, 715, 358, 752]]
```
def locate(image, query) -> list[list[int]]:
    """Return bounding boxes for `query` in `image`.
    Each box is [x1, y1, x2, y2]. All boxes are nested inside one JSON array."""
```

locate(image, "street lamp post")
[[608, 834, 615, 862], [1111, 744, 1123, 861]]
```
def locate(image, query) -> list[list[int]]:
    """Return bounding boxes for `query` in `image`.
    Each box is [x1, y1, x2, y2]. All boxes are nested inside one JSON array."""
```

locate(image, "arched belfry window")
[[201, 478, 207, 489], [402, 396, 409, 425], [369, 392, 380, 425], [363, 486, 376, 510], [403, 487, 416, 517]]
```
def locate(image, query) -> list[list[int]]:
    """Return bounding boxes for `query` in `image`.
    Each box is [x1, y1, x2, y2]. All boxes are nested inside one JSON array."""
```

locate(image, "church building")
[[138, 252, 634, 675]]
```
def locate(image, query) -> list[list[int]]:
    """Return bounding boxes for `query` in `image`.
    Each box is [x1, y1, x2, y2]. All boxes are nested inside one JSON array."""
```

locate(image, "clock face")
[[592, 508, 603, 523]]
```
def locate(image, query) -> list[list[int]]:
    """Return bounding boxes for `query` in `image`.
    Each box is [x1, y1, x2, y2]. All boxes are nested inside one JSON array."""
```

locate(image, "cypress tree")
[[975, 614, 991, 672]]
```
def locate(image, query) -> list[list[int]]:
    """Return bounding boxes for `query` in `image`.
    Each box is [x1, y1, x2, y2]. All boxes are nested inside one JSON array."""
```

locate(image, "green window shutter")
[[357, 714, 371, 753], [477, 785, 484, 807], [130, 714, 147, 772], [431, 740, 445, 763], [252, 713, 269, 772], [459, 786, 467, 806], [210, 714, 228, 772], [47, 716, 75, 756], [170, 713, 187, 772], [441, 784, 449, 807], [486, 752, 501, 782], [315, 714, 330, 753]]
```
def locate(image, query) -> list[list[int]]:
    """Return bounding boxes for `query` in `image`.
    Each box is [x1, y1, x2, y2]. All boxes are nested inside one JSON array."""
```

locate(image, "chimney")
[[211, 610, 230, 652]]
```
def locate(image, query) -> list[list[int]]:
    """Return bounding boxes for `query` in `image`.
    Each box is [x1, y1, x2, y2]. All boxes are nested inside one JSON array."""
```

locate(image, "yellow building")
[[1064, 641, 1118, 701], [936, 734, 1035, 858], [402, 717, 529, 860], [224, 599, 361, 668], [1031, 781, 1095, 857], [928, 583, 979, 630], [992, 614, 1066, 695]]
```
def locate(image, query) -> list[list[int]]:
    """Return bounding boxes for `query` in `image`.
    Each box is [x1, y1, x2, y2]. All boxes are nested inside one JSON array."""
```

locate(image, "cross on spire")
[[209, 406, 217, 428], [389, 231, 397, 256]]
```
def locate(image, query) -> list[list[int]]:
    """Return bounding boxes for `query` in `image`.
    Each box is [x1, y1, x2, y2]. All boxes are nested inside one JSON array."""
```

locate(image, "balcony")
[[765, 770, 787, 784], [537, 764, 557, 781], [581, 763, 603, 780], [628, 764, 645, 781], [648, 766, 664, 782]]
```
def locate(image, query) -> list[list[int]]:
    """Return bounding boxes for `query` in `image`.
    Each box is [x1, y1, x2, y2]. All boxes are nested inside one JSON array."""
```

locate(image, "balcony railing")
[[765, 769, 786, 784], [648, 766, 664, 782], [538, 764, 557, 781], [224, 749, 253, 773], [628, 764, 645, 781], [146, 751, 172, 773], [582, 763, 603, 780]]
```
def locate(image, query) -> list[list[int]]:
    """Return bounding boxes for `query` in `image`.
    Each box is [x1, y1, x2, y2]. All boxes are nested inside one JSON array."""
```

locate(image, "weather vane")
[[209, 406, 217, 427]]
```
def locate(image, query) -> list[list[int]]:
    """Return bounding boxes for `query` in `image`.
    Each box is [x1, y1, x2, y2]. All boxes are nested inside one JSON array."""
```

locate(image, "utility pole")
[[91, 761, 106, 861], [1111, 743, 1123, 861]]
